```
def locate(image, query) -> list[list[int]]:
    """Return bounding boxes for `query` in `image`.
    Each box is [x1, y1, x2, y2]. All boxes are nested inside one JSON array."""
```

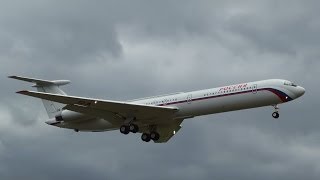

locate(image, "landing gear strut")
[[272, 105, 280, 119]]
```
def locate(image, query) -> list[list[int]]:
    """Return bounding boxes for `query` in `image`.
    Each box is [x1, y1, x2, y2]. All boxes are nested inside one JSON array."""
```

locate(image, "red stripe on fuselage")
[[158, 88, 290, 107]]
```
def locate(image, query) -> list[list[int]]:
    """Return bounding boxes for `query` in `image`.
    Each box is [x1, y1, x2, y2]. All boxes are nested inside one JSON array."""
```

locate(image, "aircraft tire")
[[150, 131, 160, 141], [129, 124, 139, 133], [120, 125, 130, 134], [272, 112, 280, 119], [141, 133, 151, 142]]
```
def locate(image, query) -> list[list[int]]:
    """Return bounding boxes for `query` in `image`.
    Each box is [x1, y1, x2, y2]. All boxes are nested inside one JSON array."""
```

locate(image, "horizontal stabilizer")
[[10, 75, 70, 118], [9, 75, 70, 86]]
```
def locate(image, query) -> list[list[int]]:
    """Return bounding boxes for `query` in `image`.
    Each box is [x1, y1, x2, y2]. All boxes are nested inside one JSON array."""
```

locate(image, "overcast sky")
[[0, 0, 319, 179]]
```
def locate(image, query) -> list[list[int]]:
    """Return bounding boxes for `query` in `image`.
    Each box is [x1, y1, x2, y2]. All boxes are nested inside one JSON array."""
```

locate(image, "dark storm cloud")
[[0, 0, 122, 66], [1, 0, 320, 179], [223, 1, 320, 55]]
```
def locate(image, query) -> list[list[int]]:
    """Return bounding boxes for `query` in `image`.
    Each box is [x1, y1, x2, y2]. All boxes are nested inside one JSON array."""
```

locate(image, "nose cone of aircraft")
[[295, 86, 305, 98]]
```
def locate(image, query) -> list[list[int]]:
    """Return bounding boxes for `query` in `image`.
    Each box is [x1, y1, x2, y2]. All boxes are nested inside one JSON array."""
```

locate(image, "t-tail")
[[9, 75, 70, 118]]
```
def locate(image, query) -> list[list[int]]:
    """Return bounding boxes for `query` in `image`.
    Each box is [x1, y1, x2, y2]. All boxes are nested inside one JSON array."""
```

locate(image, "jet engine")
[[55, 110, 87, 122]]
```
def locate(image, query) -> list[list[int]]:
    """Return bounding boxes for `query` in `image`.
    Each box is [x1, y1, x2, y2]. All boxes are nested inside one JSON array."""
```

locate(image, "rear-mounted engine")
[[55, 110, 86, 122]]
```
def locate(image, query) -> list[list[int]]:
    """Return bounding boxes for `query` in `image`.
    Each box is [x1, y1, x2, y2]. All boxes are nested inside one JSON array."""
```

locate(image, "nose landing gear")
[[272, 105, 280, 119], [272, 112, 280, 119]]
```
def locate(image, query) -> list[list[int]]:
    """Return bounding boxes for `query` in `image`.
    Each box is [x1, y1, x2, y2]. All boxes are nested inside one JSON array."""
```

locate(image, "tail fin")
[[9, 75, 70, 118]]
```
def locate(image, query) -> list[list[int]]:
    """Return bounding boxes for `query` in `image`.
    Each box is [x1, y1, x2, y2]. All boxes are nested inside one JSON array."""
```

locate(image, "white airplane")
[[9, 76, 305, 143]]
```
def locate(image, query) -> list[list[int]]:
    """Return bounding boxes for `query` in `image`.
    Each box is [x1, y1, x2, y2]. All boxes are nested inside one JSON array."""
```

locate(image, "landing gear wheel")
[[141, 133, 151, 142], [120, 125, 130, 134], [272, 112, 280, 119], [129, 124, 139, 133], [150, 131, 160, 141]]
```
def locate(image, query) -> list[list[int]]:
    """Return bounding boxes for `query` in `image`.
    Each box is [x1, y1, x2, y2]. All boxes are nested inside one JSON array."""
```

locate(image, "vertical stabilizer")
[[9, 76, 70, 118], [36, 85, 67, 118]]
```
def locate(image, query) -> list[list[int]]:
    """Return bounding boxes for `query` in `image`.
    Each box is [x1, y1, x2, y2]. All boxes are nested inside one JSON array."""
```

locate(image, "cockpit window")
[[284, 81, 297, 87]]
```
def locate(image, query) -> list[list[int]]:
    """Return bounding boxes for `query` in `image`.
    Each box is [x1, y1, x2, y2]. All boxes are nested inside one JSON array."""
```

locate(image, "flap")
[[153, 120, 183, 143]]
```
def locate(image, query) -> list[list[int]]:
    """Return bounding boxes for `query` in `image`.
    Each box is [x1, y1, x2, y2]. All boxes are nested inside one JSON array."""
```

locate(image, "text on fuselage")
[[219, 83, 248, 92]]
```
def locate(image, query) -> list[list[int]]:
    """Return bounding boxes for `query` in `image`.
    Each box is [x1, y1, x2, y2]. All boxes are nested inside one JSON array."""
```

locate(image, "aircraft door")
[[252, 84, 258, 94], [187, 94, 192, 104]]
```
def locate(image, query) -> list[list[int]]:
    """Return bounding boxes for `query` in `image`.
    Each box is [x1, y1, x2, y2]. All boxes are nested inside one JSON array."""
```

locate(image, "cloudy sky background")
[[0, 0, 319, 179]]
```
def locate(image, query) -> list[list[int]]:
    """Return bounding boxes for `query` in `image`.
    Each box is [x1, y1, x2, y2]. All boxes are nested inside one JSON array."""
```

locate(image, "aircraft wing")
[[17, 90, 179, 121]]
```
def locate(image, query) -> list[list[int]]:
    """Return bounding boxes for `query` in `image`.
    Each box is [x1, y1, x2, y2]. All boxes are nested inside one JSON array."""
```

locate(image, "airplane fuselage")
[[134, 79, 304, 118]]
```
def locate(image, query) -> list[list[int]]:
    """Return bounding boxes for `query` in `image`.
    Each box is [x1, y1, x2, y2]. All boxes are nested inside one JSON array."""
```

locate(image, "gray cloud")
[[0, 0, 320, 179]]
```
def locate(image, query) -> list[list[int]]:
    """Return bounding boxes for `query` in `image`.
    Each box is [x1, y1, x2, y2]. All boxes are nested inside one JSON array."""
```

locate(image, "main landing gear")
[[120, 124, 139, 134], [141, 131, 160, 142], [141, 125, 160, 142], [272, 105, 280, 119], [119, 123, 161, 142]]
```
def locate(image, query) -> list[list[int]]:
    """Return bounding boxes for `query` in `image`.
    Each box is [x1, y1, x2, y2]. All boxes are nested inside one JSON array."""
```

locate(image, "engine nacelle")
[[55, 110, 87, 122]]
